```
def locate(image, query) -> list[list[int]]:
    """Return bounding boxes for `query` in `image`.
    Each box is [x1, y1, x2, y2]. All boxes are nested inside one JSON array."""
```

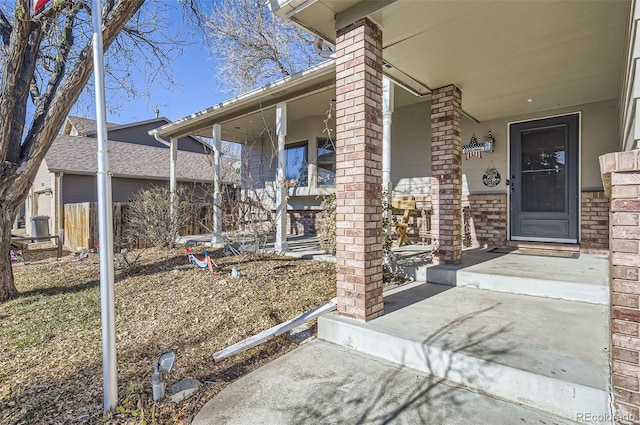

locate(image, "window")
[[285, 142, 308, 187], [317, 138, 335, 186]]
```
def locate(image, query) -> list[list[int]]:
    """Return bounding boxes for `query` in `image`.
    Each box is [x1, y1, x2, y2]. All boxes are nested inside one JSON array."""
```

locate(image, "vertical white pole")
[[211, 124, 223, 244], [275, 102, 288, 252], [382, 76, 394, 194], [92, 0, 117, 412], [169, 138, 177, 220]]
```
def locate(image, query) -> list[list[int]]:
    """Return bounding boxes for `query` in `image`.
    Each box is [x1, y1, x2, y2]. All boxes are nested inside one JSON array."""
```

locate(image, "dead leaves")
[[1, 247, 335, 424]]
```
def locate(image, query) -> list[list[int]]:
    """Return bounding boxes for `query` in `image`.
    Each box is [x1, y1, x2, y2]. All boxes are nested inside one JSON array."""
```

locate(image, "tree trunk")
[[0, 207, 18, 302]]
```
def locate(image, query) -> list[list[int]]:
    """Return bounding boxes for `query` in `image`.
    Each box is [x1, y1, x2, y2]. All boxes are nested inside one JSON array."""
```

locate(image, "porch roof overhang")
[[152, 60, 336, 141], [270, 0, 631, 123]]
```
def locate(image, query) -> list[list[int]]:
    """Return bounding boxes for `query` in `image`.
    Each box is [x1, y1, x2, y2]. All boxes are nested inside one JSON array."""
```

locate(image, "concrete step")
[[454, 251, 609, 304], [394, 247, 609, 305], [193, 340, 582, 425], [319, 283, 611, 424]]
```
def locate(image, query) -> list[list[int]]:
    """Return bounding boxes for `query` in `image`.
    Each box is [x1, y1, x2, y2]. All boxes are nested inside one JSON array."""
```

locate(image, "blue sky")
[[71, 2, 229, 124]]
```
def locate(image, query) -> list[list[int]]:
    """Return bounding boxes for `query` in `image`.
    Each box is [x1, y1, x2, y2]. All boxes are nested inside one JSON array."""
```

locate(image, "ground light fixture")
[[152, 351, 176, 401]]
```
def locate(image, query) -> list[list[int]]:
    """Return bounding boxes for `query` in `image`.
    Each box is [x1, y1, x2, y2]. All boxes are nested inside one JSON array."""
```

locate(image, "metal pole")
[[91, 0, 118, 412]]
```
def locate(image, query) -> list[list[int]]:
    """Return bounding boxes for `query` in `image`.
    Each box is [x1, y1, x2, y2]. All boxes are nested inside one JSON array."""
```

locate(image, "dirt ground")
[[0, 246, 336, 424]]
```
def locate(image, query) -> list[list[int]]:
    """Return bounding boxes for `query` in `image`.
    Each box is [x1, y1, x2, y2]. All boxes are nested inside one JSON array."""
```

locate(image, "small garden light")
[[151, 351, 176, 401]]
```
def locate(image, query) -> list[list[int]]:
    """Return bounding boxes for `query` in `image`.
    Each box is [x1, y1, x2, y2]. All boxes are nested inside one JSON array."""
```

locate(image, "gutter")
[[153, 60, 335, 139], [151, 130, 171, 147]]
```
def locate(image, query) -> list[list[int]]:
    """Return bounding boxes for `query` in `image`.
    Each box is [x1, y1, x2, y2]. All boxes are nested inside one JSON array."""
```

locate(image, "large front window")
[[285, 142, 308, 187], [317, 138, 335, 186]]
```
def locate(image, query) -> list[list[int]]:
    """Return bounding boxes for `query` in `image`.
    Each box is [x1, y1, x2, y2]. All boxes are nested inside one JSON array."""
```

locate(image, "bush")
[[128, 187, 192, 249]]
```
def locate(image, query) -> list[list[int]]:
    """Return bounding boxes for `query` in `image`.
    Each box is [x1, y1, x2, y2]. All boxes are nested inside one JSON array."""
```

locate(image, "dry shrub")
[[128, 187, 192, 249]]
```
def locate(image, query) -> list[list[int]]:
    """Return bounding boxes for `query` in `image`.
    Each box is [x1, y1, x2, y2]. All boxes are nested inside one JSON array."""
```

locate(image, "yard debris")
[[0, 246, 335, 424], [213, 298, 337, 363]]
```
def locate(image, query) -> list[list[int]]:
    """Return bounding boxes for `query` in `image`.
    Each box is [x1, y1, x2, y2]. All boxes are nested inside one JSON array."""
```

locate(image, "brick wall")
[[600, 149, 640, 424], [581, 191, 609, 251], [334, 18, 384, 321], [287, 210, 321, 235], [464, 194, 508, 247], [430, 85, 463, 264], [292, 191, 605, 252]]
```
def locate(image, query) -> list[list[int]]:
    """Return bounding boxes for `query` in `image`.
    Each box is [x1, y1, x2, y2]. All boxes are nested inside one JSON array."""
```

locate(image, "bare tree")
[[0, 0, 196, 302], [204, 0, 322, 93]]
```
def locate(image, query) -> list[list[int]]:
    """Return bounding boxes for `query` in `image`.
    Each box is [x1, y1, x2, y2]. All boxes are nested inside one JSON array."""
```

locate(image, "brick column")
[[334, 18, 384, 321], [600, 150, 640, 424], [430, 85, 463, 264]]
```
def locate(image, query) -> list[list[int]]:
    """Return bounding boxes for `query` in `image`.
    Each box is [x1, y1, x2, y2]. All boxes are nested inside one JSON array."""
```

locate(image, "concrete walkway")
[[192, 340, 577, 425]]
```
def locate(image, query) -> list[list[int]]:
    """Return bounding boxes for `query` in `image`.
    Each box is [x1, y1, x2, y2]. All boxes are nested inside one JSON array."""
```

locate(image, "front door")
[[509, 114, 579, 243]]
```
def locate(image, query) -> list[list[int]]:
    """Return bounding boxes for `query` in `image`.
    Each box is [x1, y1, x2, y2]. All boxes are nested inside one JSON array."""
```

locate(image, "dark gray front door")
[[509, 114, 579, 243]]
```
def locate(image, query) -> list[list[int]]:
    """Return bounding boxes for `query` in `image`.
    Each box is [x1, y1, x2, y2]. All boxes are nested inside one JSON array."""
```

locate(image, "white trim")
[[506, 111, 582, 244]]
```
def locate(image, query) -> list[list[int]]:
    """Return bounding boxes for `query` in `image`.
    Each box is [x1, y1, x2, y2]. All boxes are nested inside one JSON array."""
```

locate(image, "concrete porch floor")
[[187, 233, 611, 424], [320, 282, 610, 423]]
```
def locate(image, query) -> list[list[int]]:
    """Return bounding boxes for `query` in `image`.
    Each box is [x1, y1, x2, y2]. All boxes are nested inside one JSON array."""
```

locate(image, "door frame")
[[506, 111, 581, 243]]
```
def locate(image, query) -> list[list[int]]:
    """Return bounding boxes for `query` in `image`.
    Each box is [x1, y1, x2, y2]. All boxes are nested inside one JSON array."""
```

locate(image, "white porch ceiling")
[[275, 0, 631, 122]]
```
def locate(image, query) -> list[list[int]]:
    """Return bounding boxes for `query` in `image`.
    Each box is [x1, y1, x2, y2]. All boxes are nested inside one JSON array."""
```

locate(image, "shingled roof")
[[62, 116, 119, 136], [45, 135, 238, 183]]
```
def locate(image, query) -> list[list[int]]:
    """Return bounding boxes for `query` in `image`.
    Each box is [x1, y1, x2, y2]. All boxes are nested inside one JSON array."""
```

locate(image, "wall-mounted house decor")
[[463, 131, 495, 159], [482, 161, 501, 187]]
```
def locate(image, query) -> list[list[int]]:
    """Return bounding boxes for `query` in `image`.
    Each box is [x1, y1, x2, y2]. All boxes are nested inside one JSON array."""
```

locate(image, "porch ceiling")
[[217, 88, 335, 143], [274, 0, 631, 122]]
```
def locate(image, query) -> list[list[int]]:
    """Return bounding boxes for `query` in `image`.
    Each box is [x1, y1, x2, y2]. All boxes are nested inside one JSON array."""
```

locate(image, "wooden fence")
[[63, 202, 213, 251]]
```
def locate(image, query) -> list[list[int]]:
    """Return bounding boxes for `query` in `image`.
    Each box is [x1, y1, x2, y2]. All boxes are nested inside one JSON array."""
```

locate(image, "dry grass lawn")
[[0, 247, 335, 424]]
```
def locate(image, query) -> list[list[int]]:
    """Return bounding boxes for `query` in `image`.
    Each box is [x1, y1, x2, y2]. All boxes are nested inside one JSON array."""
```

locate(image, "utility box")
[[31, 215, 50, 238]]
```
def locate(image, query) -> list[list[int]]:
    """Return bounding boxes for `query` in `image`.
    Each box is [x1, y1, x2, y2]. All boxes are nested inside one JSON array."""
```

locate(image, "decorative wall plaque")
[[482, 161, 501, 187]]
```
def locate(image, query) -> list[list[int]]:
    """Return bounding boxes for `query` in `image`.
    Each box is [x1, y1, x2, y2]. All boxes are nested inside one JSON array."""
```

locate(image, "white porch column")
[[275, 102, 289, 252], [382, 76, 394, 193], [211, 124, 223, 245], [169, 138, 177, 221]]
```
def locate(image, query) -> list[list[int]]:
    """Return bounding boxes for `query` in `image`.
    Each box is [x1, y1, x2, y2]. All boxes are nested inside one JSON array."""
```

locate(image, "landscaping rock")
[[167, 378, 201, 403]]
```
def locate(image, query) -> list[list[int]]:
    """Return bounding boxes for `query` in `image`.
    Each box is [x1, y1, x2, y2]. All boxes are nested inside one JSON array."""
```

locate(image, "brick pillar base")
[[600, 150, 640, 424], [334, 18, 384, 321], [431, 85, 463, 265]]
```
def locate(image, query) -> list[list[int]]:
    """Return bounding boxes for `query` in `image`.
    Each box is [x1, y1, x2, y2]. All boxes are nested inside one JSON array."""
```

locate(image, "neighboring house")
[[154, 1, 640, 422], [25, 116, 235, 240]]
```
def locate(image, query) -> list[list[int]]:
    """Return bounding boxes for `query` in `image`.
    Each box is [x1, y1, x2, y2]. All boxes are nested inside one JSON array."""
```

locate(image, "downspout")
[[152, 130, 171, 148], [313, 37, 336, 59]]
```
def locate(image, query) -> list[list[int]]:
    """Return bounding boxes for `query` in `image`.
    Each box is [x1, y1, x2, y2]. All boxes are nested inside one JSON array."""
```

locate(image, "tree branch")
[[0, 9, 12, 46], [36, 2, 81, 114], [0, 0, 41, 167], [16, 0, 146, 192]]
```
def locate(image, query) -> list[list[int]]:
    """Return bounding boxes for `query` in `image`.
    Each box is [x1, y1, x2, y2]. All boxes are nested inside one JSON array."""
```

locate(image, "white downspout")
[[314, 37, 336, 59]]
